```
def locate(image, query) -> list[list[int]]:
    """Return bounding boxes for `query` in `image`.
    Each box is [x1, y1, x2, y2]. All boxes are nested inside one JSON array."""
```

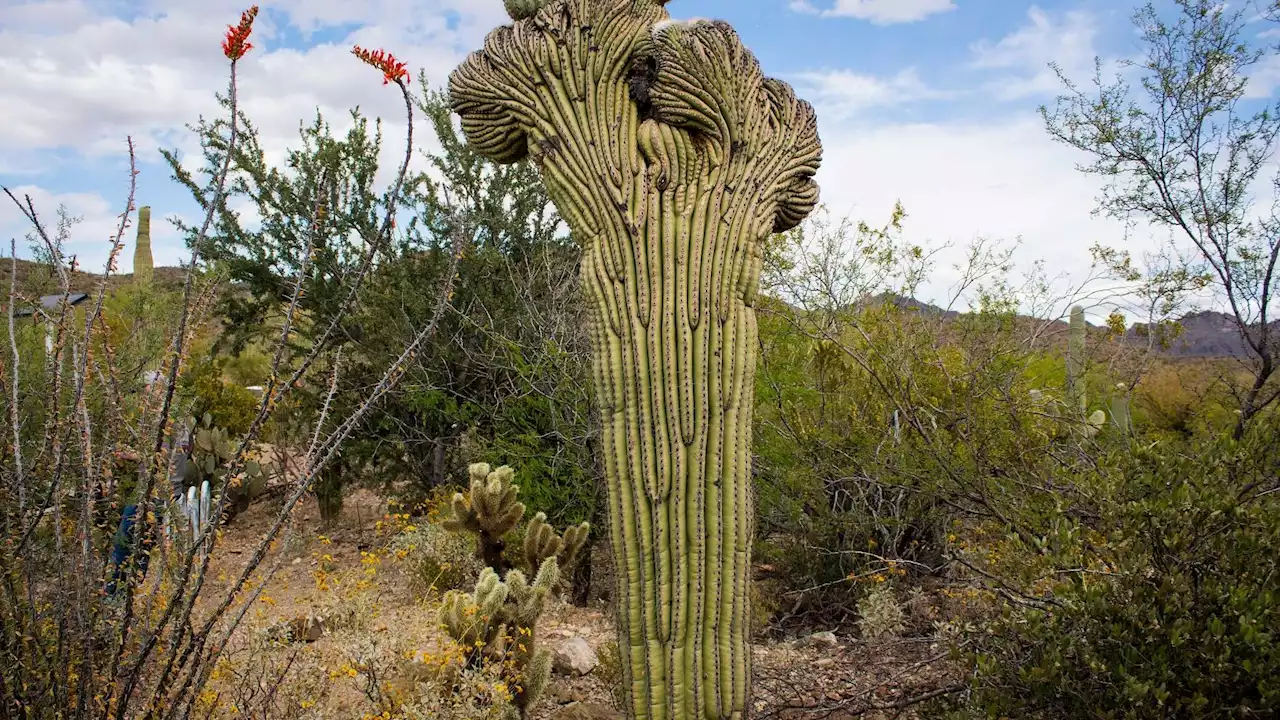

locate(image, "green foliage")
[[184, 413, 270, 519], [950, 429, 1280, 718], [182, 355, 258, 436]]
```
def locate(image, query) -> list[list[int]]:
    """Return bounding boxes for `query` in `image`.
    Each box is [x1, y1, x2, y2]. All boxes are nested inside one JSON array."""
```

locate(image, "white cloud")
[[969, 6, 1099, 100], [0, 184, 193, 272], [807, 109, 1166, 312], [789, 0, 956, 24], [1, 0, 514, 269], [789, 68, 954, 118], [0, 1, 502, 170]]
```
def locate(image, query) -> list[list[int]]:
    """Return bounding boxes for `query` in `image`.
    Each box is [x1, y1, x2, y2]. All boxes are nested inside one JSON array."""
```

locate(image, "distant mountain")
[[857, 293, 1268, 361], [0, 258, 186, 297], [1130, 311, 1277, 359]]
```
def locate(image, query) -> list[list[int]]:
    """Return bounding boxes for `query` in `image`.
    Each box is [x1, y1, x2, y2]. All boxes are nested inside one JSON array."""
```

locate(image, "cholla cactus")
[[445, 463, 526, 573], [523, 511, 589, 578], [440, 559, 560, 717], [450, 2, 822, 715]]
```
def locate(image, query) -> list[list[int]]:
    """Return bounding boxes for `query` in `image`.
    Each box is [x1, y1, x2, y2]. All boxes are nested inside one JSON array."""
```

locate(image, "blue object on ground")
[[106, 504, 151, 596]]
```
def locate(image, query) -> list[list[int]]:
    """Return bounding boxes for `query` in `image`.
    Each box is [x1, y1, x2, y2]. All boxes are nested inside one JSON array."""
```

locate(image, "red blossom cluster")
[[222, 6, 260, 61], [352, 46, 409, 85]]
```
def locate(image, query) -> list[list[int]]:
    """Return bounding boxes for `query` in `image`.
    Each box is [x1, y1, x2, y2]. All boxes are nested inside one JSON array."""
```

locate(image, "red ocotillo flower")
[[223, 6, 260, 61], [352, 46, 409, 85]]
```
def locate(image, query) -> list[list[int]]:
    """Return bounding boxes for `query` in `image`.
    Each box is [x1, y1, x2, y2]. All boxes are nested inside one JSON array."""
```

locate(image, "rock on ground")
[[553, 636, 600, 676]]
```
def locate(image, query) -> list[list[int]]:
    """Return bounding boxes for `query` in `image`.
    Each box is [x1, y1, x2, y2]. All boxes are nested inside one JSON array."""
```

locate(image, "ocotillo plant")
[[1067, 305, 1087, 417], [134, 205, 154, 284], [450, 2, 823, 717]]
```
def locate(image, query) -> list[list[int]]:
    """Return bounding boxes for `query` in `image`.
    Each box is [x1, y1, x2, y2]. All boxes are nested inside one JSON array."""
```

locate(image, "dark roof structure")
[[14, 293, 90, 318]]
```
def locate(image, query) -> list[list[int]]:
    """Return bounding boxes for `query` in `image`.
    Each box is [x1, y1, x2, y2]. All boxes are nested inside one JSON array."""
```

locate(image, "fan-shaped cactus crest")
[[450, 2, 822, 717]]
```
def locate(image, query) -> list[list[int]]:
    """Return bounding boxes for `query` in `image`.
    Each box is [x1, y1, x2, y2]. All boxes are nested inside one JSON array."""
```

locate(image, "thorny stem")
[[109, 54, 244, 717], [146, 75, 421, 717]]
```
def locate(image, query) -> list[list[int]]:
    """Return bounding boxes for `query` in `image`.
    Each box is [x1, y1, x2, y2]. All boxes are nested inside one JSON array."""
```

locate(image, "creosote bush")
[[942, 425, 1280, 718]]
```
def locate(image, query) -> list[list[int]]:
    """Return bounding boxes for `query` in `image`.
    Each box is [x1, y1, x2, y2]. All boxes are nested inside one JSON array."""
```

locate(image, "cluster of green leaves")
[[165, 78, 597, 534], [948, 424, 1280, 718]]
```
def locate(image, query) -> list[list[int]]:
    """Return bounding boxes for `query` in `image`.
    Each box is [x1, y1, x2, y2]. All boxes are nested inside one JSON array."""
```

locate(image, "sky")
[[2, 0, 1279, 317]]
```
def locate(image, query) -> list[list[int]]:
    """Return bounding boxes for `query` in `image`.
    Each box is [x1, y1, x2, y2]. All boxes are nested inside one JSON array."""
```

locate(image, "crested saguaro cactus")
[[134, 205, 154, 284], [450, 2, 823, 717]]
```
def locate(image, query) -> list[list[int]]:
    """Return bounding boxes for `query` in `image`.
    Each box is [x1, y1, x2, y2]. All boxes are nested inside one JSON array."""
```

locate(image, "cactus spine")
[[450, 3, 823, 717], [134, 205, 154, 284]]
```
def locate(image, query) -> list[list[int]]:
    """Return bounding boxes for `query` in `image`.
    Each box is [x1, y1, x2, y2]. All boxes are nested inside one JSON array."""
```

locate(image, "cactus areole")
[[450, 2, 823, 718]]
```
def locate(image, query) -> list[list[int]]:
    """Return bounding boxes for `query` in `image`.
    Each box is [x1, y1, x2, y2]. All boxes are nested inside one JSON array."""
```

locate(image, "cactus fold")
[[134, 205, 154, 284], [450, 3, 823, 717]]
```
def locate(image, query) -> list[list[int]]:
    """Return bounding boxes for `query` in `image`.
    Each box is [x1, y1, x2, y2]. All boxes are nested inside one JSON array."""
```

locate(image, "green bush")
[[183, 356, 259, 436], [392, 521, 483, 596], [950, 429, 1280, 718]]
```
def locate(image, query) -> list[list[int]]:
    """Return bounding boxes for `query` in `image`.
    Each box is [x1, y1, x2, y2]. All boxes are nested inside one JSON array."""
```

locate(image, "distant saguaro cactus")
[[134, 205, 154, 284], [450, 1, 823, 717], [1067, 305, 1087, 417]]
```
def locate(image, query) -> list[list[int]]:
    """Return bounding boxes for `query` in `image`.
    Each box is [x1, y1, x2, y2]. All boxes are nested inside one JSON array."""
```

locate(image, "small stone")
[[552, 636, 600, 676], [814, 658, 836, 669], [794, 631, 839, 649], [826, 691, 843, 702]]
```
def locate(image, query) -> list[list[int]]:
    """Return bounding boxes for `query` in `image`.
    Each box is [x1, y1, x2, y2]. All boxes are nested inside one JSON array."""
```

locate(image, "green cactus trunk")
[[1067, 305, 1086, 417], [134, 205, 154, 284], [450, 2, 822, 718]]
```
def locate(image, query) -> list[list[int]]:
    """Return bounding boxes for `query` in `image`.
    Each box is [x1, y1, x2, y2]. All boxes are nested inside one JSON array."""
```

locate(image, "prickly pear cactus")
[[185, 414, 270, 522], [450, 2, 823, 716], [134, 205, 154, 285]]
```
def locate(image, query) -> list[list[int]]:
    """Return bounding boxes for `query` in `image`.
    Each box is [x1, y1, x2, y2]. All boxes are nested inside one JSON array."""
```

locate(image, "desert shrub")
[[947, 428, 1280, 718], [183, 355, 260, 436], [595, 640, 627, 710], [857, 583, 906, 640], [392, 520, 484, 594], [397, 660, 521, 720]]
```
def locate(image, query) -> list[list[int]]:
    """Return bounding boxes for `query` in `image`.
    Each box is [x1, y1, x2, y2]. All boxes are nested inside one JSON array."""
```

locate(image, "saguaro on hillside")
[[450, 1, 823, 717]]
